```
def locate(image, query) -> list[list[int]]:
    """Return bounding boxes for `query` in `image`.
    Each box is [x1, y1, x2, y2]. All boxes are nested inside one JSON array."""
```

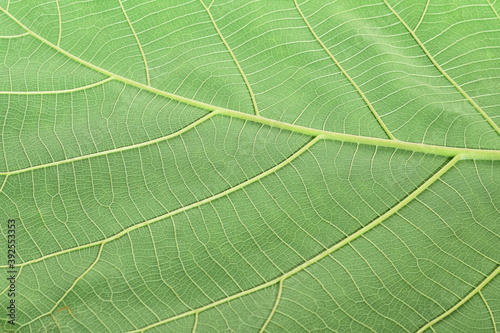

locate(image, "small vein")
[[293, 0, 396, 140], [302, 264, 376, 332], [413, 0, 430, 32], [0, 77, 113, 95], [260, 280, 283, 333], [118, 0, 150, 86], [0, 266, 22, 298], [192, 313, 199, 332], [382, 0, 500, 138], [199, 0, 259, 116], [0, 175, 7, 193], [416, 265, 500, 333], [0, 32, 29, 38], [480, 291, 497, 333]]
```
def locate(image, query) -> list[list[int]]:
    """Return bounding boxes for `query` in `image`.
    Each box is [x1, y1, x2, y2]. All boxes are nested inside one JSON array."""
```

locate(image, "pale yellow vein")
[[480, 291, 498, 333], [55, 0, 61, 46], [0, 136, 320, 270], [413, 0, 430, 32], [0, 77, 113, 95], [259, 279, 283, 333], [1, 6, 499, 165], [17, 244, 104, 331]]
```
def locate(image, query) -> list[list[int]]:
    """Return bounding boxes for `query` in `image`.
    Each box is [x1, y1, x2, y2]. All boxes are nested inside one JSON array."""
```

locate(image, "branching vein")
[[0, 77, 113, 95], [0, 136, 320, 269], [127, 154, 461, 332], [382, 0, 500, 138], [0, 5, 499, 332], [199, 0, 259, 116], [294, 0, 396, 140], [416, 265, 500, 333], [118, 0, 150, 86], [1, 5, 499, 167]]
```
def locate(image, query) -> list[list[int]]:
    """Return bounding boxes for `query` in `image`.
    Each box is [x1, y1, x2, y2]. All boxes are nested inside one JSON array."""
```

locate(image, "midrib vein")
[[382, 0, 500, 138], [129, 155, 461, 333], [1, 105, 499, 177], [1, 5, 499, 177], [0, 136, 320, 269], [293, 0, 396, 140]]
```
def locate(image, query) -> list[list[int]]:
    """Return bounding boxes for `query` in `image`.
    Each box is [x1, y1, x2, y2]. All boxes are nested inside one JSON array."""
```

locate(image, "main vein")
[[1, 105, 499, 178], [1, 5, 499, 176]]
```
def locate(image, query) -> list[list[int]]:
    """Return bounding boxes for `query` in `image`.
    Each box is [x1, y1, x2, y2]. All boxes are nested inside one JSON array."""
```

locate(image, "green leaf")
[[0, 0, 499, 332]]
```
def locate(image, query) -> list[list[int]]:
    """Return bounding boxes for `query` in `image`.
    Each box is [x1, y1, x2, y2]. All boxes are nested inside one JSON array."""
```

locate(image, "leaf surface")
[[0, 0, 499, 332]]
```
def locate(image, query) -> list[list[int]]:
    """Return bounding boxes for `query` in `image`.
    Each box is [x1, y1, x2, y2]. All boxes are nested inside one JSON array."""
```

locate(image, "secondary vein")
[[118, 0, 151, 86], [199, 0, 260, 116], [129, 153, 461, 333], [0, 136, 320, 269], [259, 280, 283, 333], [294, 0, 396, 140], [382, 0, 500, 138], [0, 112, 217, 176], [0, 77, 113, 95], [416, 265, 500, 333]]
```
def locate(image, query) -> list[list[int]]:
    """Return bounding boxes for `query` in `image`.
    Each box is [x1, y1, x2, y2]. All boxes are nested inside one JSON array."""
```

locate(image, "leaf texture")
[[0, 0, 499, 332]]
